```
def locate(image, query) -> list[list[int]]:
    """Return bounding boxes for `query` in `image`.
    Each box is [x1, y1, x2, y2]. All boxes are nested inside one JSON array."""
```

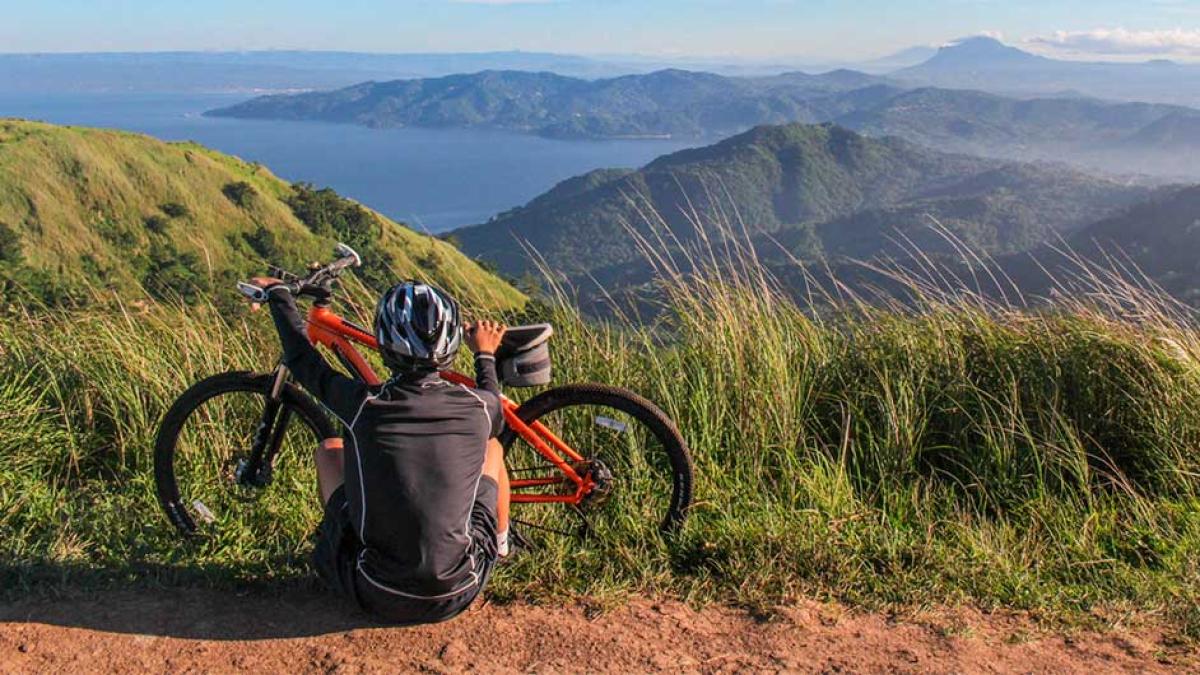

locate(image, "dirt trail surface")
[[0, 589, 1193, 673]]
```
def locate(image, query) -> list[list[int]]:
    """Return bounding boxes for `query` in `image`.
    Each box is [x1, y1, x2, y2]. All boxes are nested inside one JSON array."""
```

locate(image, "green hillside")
[[451, 123, 1151, 287], [0, 119, 524, 310]]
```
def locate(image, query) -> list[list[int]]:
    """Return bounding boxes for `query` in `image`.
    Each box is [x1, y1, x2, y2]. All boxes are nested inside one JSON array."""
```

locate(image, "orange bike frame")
[[304, 306, 594, 505]]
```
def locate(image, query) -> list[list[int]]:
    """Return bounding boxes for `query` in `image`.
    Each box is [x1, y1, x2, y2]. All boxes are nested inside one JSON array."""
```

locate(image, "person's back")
[[253, 276, 511, 624], [349, 370, 502, 599]]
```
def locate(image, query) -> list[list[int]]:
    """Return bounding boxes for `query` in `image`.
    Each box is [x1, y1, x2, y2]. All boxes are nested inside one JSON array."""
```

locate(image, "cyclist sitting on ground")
[[251, 276, 511, 625]]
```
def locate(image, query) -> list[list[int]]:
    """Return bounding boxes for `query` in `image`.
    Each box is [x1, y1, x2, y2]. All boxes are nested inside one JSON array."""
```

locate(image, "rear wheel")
[[500, 383, 693, 540], [154, 371, 336, 539]]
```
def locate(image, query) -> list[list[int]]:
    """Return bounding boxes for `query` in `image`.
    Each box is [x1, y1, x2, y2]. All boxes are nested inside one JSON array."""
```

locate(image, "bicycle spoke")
[[171, 391, 321, 542], [505, 400, 676, 543]]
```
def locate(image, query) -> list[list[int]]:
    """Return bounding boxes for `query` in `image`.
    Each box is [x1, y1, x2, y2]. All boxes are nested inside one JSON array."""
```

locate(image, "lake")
[[0, 92, 696, 232]]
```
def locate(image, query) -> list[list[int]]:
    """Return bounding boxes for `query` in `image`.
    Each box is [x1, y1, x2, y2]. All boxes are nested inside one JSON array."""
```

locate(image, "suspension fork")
[[238, 365, 291, 487]]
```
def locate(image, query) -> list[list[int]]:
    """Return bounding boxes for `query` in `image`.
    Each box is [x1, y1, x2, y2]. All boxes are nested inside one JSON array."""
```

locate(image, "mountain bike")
[[153, 244, 693, 543]]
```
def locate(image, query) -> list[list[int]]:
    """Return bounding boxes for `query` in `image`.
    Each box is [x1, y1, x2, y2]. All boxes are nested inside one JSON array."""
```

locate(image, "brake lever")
[[267, 266, 301, 284]]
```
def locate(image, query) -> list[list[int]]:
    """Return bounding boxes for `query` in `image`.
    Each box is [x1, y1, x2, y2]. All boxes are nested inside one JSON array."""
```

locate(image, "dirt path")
[[0, 589, 1193, 673]]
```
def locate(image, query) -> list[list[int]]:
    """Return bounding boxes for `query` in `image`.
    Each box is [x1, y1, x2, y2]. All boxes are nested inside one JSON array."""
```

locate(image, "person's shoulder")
[[445, 382, 499, 406]]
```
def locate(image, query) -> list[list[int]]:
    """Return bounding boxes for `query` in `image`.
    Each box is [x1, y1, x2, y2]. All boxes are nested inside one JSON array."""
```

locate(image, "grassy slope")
[[0, 119, 523, 310]]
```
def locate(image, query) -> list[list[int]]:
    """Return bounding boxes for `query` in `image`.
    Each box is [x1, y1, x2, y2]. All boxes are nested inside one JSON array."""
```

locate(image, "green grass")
[[2, 170, 1200, 641], [2, 246, 1199, 637]]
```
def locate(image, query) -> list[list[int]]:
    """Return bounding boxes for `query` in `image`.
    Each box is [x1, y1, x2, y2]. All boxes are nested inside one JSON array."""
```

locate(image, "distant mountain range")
[[448, 123, 1155, 291], [206, 68, 891, 140], [0, 50, 863, 94], [0, 51, 649, 93], [209, 68, 1200, 179], [836, 87, 1200, 178], [896, 37, 1200, 107], [5, 38, 1198, 104]]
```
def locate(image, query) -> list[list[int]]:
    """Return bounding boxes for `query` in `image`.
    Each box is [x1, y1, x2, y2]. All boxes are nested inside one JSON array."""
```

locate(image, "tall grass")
[[2, 219, 1199, 635]]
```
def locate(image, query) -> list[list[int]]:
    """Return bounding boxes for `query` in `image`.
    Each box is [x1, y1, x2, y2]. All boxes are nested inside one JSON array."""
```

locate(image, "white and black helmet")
[[374, 281, 462, 372]]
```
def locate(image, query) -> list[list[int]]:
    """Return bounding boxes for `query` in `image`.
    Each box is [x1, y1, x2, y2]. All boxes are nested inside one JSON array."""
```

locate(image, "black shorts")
[[312, 478, 499, 625]]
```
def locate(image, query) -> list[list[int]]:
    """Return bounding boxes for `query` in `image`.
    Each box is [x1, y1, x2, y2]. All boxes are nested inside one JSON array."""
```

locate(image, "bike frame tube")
[[304, 305, 593, 505]]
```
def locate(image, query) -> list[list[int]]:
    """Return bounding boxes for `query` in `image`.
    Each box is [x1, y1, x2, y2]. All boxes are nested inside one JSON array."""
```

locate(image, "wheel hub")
[[580, 458, 614, 510], [234, 457, 273, 488]]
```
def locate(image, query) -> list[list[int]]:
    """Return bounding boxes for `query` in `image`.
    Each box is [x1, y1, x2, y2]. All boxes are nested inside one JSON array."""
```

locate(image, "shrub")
[[222, 181, 257, 208], [285, 182, 394, 286], [143, 215, 169, 234], [142, 241, 210, 302], [160, 202, 190, 219], [243, 225, 283, 261], [0, 221, 22, 263]]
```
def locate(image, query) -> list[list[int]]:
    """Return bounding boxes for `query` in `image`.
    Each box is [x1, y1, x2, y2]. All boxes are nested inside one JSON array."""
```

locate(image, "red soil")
[[0, 589, 1194, 673]]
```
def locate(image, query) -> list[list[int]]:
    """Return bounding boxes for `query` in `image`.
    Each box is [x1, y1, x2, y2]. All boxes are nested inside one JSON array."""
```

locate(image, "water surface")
[[0, 92, 696, 232]]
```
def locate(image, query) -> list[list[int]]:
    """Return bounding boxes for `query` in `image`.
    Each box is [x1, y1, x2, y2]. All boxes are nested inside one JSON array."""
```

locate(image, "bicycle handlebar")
[[237, 242, 362, 304]]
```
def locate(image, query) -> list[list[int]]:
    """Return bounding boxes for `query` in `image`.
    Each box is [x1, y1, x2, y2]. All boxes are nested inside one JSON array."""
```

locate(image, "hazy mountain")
[[0, 50, 858, 94], [0, 51, 652, 94], [449, 123, 1151, 289], [207, 68, 892, 139], [895, 37, 1200, 107], [831, 87, 1200, 178], [853, 46, 941, 74], [0, 119, 524, 309], [917, 36, 1051, 69]]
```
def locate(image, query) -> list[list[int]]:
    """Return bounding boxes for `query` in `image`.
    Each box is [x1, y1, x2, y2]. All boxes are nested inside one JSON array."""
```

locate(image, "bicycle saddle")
[[495, 323, 553, 360]]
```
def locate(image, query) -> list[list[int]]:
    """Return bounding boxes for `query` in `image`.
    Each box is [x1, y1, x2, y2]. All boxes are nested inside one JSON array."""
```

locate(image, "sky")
[[4, 0, 1200, 62]]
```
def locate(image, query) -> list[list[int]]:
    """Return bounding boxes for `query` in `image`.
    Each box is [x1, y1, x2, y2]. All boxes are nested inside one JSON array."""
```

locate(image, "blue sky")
[[5, 0, 1199, 61]]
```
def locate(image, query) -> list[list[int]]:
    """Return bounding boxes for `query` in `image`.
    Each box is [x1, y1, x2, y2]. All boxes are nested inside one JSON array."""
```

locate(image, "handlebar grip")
[[236, 282, 271, 303]]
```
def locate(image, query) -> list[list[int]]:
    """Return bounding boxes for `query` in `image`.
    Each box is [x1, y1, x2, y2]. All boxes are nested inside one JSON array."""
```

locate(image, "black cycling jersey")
[[267, 287, 503, 599]]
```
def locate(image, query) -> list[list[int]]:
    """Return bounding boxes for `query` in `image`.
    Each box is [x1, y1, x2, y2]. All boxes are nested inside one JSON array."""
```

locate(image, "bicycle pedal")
[[191, 499, 216, 525]]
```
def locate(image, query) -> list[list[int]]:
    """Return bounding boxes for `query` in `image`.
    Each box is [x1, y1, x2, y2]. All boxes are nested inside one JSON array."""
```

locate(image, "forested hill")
[[0, 119, 524, 310], [449, 123, 1153, 287], [1006, 185, 1200, 305], [205, 68, 892, 140]]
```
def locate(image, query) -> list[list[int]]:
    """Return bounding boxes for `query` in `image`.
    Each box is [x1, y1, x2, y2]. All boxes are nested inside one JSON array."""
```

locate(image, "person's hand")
[[465, 320, 507, 355], [246, 276, 284, 311]]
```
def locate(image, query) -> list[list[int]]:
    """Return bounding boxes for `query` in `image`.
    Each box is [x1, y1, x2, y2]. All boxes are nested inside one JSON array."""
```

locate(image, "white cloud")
[[1029, 28, 1200, 57], [940, 31, 1004, 48]]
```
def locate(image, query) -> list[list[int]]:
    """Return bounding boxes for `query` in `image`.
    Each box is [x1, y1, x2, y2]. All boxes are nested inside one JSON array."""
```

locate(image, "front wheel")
[[500, 383, 693, 539], [154, 371, 337, 538]]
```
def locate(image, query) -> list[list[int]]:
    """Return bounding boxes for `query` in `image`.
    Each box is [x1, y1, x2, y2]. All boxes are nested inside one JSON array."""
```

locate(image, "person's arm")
[[255, 280, 366, 420], [473, 350, 502, 397], [465, 320, 506, 437]]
